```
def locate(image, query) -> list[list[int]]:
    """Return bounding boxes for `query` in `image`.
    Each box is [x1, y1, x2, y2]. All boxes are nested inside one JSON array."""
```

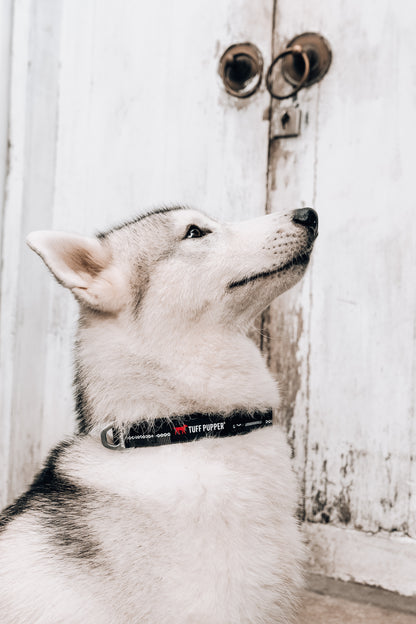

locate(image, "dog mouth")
[[228, 252, 311, 290]]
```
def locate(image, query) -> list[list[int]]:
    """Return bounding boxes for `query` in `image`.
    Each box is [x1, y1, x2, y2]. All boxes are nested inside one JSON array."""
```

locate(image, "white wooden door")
[[265, 0, 416, 596], [1, 0, 416, 597]]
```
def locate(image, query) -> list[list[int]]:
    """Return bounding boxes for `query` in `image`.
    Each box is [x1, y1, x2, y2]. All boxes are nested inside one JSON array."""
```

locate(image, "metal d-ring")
[[101, 425, 125, 450], [266, 45, 310, 100]]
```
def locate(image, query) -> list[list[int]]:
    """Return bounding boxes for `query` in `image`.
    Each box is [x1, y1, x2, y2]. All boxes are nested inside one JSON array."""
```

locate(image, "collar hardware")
[[101, 425, 126, 451]]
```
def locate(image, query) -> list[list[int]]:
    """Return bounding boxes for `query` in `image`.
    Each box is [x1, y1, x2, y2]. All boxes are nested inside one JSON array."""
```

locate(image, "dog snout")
[[292, 208, 318, 241]]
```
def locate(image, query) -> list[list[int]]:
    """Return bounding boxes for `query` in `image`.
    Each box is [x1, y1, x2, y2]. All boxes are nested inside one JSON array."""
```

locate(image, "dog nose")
[[292, 208, 318, 238]]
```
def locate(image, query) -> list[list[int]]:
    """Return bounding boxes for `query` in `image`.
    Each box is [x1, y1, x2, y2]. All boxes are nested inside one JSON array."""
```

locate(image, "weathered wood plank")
[[304, 523, 416, 596], [305, 0, 416, 536], [2, 0, 65, 507], [1, 0, 32, 510], [264, 3, 322, 516], [0, 0, 15, 510], [54, 0, 274, 232], [266, 0, 416, 551], [0, 0, 13, 244]]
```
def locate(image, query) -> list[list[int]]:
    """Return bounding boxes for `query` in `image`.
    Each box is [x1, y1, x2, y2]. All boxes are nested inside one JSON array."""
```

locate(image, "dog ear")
[[26, 231, 125, 312]]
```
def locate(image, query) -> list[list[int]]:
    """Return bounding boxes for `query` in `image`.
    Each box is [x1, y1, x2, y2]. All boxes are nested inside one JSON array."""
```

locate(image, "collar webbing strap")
[[101, 409, 273, 451]]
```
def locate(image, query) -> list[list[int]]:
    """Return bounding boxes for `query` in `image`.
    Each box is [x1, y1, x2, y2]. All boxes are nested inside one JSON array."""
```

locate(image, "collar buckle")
[[100, 425, 126, 450]]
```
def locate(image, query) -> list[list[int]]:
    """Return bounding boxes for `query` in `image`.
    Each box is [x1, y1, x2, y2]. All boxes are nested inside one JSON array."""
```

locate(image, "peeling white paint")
[[267, 0, 416, 593], [305, 523, 416, 596]]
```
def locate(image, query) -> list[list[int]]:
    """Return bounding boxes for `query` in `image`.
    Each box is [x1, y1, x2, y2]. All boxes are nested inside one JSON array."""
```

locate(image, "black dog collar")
[[101, 409, 273, 450]]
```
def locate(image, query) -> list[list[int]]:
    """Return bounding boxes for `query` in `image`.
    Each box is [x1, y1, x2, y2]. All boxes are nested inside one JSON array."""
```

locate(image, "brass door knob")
[[218, 43, 263, 98], [281, 32, 332, 90]]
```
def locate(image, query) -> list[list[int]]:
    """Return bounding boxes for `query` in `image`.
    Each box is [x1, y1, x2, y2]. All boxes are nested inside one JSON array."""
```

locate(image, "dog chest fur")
[[0, 428, 303, 624]]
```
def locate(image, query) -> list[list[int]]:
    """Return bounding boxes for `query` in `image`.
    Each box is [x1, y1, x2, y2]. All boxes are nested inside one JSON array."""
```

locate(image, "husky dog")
[[0, 206, 318, 624]]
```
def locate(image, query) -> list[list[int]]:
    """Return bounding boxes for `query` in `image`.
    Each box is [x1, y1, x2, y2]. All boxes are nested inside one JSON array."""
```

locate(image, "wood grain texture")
[[0, 0, 14, 513], [0, 0, 65, 510], [0, 0, 13, 243], [54, 0, 273, 232], [305, 523, 416, 597], [265, 0, 416, 564], [1, 0, 34, 509]]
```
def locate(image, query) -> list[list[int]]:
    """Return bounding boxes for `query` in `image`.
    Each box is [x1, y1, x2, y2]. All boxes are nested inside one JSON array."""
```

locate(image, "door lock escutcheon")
[[273, 107, 302, 138]]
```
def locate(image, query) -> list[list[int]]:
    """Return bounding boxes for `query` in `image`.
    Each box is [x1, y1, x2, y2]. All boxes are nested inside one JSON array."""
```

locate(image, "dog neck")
[[74, 314, 279, 433]]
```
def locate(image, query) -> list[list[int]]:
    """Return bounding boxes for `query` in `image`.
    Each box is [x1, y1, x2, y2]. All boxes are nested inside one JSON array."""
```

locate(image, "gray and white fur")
[[0, 206, 318, 623]]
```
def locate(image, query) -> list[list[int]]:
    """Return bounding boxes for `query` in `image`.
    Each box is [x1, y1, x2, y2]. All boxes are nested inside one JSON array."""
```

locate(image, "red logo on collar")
[[174, 424, 188, 435]]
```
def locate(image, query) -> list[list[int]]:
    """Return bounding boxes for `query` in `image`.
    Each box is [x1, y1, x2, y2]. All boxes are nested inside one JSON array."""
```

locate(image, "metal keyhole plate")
[[219, 43, 263, 98], [272, 107, 302, 138], [281, 32, 332, 89]]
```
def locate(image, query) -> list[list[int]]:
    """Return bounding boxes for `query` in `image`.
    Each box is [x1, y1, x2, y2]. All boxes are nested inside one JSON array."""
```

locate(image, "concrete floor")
[[299, 591, 416, 624]]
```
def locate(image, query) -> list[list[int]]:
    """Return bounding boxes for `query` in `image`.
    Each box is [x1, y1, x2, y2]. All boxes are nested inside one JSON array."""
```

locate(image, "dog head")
[[27, 207, 318, 427], [27, 207, 318, 329]]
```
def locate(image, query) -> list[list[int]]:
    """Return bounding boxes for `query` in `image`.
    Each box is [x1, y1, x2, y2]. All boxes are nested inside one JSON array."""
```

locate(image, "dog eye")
[[184, 225, 207, 239]]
